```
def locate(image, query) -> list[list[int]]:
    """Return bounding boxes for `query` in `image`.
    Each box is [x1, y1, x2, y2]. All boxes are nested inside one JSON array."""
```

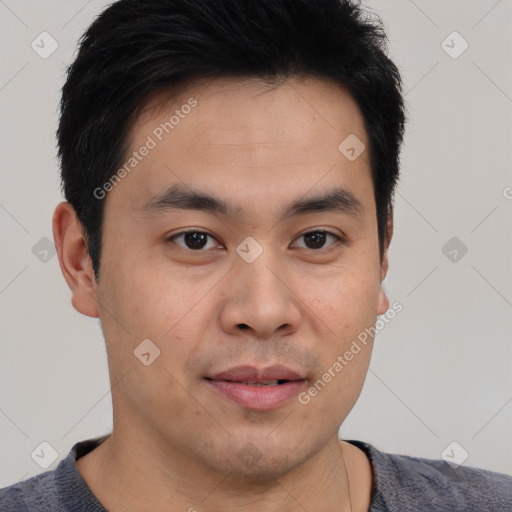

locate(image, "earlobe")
[[52, 201, 99, 318], [377, 286, 390, 316], [377, 207, 394, 316]]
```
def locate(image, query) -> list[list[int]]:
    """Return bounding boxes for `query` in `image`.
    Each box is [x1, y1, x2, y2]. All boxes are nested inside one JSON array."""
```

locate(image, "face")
[[57, 76, 391, 480]]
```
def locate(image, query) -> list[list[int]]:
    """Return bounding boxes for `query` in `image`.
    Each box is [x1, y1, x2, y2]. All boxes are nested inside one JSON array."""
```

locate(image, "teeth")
[[242, 380, 280, 386]]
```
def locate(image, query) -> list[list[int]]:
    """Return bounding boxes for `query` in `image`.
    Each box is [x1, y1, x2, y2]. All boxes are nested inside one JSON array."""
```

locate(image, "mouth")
[[204, 365, 307, 410], [205, 378, 294, 386]]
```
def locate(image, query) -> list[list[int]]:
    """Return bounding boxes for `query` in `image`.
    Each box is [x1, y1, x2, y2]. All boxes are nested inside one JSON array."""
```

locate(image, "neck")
[[76, 425, 364, 511]]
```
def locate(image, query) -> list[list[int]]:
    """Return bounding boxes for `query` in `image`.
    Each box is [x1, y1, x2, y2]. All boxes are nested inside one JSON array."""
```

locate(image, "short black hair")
[[57, 0, 406, 281]]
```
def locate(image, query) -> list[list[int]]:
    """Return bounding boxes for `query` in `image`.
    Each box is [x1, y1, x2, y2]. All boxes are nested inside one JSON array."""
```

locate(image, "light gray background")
[[0, 0, 511, 487]]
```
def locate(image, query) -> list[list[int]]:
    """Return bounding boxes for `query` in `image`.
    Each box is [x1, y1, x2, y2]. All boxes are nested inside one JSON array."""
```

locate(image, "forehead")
[[135, 75, 368, 151], [111, 76, 373, 217]]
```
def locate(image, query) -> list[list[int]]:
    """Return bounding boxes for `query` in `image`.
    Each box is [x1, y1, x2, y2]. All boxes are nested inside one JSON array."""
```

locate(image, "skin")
[[53, 76, 393, 512]]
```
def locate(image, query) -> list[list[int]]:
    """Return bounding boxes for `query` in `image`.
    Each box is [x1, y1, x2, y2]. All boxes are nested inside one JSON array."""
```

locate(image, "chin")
[[198, 436, 312, 483]]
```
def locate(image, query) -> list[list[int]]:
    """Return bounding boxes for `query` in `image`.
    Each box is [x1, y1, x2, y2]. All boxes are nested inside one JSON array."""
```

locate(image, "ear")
[[376, 206, 393, 316], [52, 201, 99, 318]]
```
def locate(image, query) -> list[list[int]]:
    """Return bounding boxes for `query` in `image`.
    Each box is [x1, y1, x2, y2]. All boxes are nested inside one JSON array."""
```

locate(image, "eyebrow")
[[138, 183, 364, 221]]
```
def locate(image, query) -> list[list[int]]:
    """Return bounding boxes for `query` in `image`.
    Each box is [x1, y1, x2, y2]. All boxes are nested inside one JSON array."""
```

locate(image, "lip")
[[205, 364, 307, 411], [208, 364, 305, 382], [206, 379, 306, 410]]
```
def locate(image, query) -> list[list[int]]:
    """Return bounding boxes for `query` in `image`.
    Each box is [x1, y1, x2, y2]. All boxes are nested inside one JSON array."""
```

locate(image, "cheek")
[[303, 267, 380, 392], [101, 254, 207, 335], [305, 267, 381, 329], [99, 263, 210, 417]]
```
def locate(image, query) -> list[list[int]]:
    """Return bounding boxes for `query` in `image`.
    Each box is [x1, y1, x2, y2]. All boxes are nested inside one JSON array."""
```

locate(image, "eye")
[[167, 230, 221, 251], [293, 229, 343, 250], [167, 228, 344, 252]]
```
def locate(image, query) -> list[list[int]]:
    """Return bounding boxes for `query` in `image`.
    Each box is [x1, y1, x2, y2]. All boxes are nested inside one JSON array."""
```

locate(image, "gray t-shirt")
[[1, 435, 511, 511]]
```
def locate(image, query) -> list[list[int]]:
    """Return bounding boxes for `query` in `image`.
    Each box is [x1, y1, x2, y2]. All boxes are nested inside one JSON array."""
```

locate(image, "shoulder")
[[0, 468, 60, 512], [390, 451, 512, 510], [0, 435, 110, 512], [347, 440, 512, 512]]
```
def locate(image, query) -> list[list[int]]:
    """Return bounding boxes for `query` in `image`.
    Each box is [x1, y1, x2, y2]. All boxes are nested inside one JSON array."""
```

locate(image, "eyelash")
[[167, 229, 345, 253]]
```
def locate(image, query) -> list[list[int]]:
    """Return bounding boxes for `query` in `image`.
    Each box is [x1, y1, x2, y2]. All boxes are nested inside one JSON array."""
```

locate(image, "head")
[[53, 0, 406, 480]]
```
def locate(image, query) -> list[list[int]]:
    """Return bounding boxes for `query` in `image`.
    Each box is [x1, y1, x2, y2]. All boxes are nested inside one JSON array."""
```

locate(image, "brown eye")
[[294, 230, 342, 250], [168, 231, 219, 251]]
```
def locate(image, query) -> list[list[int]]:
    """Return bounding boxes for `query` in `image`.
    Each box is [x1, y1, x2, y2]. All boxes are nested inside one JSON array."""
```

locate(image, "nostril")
[[238, 324, 249, 329]]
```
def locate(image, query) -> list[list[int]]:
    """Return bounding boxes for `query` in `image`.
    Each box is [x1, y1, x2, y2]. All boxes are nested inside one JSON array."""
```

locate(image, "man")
[[1, 0, 511, 510]]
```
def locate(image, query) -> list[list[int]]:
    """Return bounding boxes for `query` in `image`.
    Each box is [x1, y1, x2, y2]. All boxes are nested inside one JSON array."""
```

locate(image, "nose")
[[218, 244, 302, 340]]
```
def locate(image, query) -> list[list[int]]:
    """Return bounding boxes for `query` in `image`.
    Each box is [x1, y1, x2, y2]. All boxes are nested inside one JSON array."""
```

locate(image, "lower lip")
[[206, 379, 306, 410]]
